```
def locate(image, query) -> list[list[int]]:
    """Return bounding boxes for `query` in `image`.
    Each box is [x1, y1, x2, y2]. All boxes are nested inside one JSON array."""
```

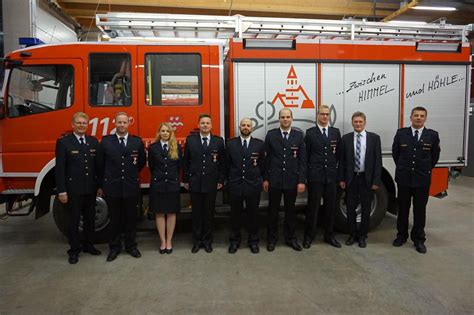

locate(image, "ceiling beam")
[[382, 0, 418, 22], [58, 0, 399, 18]]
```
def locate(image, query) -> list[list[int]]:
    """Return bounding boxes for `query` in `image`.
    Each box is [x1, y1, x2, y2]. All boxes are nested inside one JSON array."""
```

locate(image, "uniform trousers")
[[267, 188, 297, 244], [190, 191, 217, 246], [67, 194, 96, 254], [229, 192, 260, 246], [396, 184, 430, 243], [304, 181, 336, 240], [106, 195, 139, 251]]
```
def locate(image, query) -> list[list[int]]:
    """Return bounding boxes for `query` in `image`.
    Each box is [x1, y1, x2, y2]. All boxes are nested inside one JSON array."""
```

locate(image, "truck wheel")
[[52, 196, 112, 243], [334, 183, 388, 234]]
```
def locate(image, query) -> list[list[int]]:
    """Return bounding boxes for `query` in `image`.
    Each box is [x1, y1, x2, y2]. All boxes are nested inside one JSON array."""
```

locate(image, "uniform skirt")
[[149, 191, 180, 214]]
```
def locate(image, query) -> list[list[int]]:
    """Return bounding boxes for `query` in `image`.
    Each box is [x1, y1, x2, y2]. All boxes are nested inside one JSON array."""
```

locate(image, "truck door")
[[1, 59, 82, 174], [84, 48, 138, 139], [136, 46, 211, 141]]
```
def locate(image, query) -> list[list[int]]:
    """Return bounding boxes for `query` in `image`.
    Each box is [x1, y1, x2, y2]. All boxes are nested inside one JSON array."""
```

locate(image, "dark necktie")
[[283, 131, 288, 141], [79, 137, 86, 151], [202, 137, 208, 150], [322, 128, 327, 138], [414, 130, 419, 143], [243, 139, 248, 150], [119, 137, 126, 148], [163, 143, 168, 153]]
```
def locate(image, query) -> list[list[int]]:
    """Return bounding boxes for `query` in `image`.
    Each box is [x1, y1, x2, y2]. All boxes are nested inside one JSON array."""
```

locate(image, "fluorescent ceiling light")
[[413, 6, 456, 11]]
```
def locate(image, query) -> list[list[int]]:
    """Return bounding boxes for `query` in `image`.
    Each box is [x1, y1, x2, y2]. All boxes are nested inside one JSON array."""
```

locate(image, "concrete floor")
[[0, 176, 473, 314]]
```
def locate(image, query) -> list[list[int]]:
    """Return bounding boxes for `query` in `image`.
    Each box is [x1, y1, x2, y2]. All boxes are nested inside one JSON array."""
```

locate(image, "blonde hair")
[[318, 105, 330, 113], [155, 122, 179, 160], [72, 112, 89, 123]]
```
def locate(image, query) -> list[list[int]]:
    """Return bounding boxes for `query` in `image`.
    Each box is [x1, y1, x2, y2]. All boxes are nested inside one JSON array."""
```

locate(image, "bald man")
[[225, 118, 265, 254]]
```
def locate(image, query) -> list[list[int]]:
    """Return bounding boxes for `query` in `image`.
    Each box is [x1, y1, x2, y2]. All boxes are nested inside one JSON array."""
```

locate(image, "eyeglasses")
[[318, 113, 330, 116]]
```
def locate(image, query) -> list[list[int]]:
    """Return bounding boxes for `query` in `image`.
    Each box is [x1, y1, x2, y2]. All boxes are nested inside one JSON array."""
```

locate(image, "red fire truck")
[[0, 14, 471, 239]]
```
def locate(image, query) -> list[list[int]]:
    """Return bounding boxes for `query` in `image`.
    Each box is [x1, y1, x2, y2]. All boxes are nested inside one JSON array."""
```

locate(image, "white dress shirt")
[[411, 126, 424, 141], [116, 133, 129, 146]]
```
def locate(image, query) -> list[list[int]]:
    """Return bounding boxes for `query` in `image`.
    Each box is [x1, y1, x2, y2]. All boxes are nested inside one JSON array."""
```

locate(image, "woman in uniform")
[[148, 122, 182, 254]]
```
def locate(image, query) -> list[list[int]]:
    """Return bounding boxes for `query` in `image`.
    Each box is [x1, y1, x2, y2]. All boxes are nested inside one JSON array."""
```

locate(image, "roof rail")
[[96, 12, 470, 43]]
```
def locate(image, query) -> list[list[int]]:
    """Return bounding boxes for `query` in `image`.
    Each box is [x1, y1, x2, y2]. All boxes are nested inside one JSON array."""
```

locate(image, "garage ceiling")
[[53, 0, 474, 36]]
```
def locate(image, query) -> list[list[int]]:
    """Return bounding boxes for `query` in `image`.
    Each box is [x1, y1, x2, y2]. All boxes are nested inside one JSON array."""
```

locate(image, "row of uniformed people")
[[56, 106, 439, 264]]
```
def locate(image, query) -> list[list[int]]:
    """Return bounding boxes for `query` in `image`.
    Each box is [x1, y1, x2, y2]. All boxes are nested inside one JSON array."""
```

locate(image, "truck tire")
[[52, 196, 112, 243], [334, 183, 388, 234]]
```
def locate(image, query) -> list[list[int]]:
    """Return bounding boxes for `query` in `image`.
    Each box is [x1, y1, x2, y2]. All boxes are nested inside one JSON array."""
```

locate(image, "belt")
[[354, 171, 365, 176]]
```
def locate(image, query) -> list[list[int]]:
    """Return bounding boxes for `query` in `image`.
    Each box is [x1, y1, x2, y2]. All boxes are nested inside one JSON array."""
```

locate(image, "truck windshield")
[[7, 65, 73, 118]]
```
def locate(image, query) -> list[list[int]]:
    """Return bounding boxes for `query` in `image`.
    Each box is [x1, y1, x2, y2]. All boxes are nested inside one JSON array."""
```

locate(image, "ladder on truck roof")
[[96, 12, 471, 43]]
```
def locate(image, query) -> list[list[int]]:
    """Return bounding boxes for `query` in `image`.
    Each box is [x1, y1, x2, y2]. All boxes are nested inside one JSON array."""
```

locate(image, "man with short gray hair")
[[55, 112, 101, 264]]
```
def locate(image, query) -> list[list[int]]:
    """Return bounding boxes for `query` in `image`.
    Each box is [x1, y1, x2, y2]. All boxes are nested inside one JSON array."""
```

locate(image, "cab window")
[[145, 54, 201, 106], [89, 54, 131, 106], [7, 65, 73, 118]]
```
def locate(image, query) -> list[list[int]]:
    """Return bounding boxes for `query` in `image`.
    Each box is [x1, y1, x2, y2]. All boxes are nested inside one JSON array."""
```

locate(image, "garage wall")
[[2, 0, 77, 55]]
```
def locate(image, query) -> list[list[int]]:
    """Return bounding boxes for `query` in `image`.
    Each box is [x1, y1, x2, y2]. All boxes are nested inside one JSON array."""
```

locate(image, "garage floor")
[[0, 176, 472, 314]]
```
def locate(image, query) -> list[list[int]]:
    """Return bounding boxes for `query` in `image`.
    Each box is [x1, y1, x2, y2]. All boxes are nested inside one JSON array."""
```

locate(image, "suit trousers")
[[67, 194, 96, 254], [304, 181, 336, 240], [229, 192, 260, 246], [106, 195, 139, 251], [190, 191, 217, 246], [346, 174, 373, 239], [396, 184, 430, 243], [267, 188, 297, 244]]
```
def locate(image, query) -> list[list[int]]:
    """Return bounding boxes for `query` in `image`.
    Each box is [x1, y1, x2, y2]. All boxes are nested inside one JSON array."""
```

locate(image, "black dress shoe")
[[165, 248, 173, 254], [191, 244, 200, 253], [159, 248, 166, 254], [83, 246, 101, 255], [228, 244, 239, 254], [204, 244, 213, 253], [345, 236, 357, 246], [249, 244, 260, 254], [302, 239, 312, 249], [392, 237, 407, 247], [358, 238, 367, 248], [324, 237, 342, 248], [127, 248, 142, 258], [286, 240, 303, 251], [106, 250, 120, 262], [68, 253, 79, 264], [266, 243, 275, 252], [414, 243, 427, 254]]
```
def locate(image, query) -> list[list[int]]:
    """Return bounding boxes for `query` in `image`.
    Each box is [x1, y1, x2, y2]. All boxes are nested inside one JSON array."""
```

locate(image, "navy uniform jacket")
[[225, 136, 265, 196], [263, 128, 307, 190], [148, 142, 182, 193], [392, 127, 440, 188], [339, 131, 382, 187], [183, 133, 225, 193], [97, 134, 146, 198], [305, 126, 341, 183], [55, 134, 99, 195]]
